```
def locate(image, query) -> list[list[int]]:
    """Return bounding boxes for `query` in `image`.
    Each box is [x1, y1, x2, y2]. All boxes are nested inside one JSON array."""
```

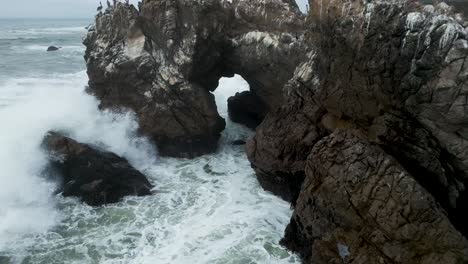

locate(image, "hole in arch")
[[213, 74, 250, 119], [212, 74, 268, 131]]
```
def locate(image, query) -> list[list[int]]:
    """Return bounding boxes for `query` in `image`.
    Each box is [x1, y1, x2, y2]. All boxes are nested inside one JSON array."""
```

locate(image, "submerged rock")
[[42, 132, 152, 206], [46, 46, 60, 52], [231, 139, 246, 146]]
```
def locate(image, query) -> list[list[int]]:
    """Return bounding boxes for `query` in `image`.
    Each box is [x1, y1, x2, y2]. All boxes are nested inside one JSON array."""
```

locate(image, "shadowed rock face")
[[43, 132, 152, 206], [246, 0, 468, 262], [227, 91, 267, 129], [84, 0, 305, 157], [85, 0, 468, 262]]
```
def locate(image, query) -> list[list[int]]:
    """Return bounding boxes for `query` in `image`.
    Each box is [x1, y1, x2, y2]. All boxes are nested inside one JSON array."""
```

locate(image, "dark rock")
[[47, 46, 60, 52], [228, 91, 267, 129], [249, 0, 468, 260], [83, 0, 305, 157], [246, 97, 326, 203], [231, 140, 246, 146], [282, 130, 468, 264], [42, 132, 152, 206]]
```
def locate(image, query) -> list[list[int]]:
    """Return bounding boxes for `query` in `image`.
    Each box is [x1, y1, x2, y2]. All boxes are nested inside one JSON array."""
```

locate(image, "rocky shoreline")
[[83, 0, 468, 263]]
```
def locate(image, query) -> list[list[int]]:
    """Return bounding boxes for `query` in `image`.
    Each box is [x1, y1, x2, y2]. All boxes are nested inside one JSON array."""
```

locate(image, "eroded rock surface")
[[84, 0, 305, 157], [43, 132, 152, 206], [247, 0, 468, 261], [282, 130, 468, 264]]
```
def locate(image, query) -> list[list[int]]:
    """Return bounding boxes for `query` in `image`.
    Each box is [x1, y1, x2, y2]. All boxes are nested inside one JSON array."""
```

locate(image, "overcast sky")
[[0, 0, 308, 19]]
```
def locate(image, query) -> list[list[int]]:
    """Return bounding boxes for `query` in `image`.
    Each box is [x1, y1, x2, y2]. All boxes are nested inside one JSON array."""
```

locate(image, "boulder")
[[46, 46, 60, 52], [42, 132, 152, 206], [228, 91, 267, 129]]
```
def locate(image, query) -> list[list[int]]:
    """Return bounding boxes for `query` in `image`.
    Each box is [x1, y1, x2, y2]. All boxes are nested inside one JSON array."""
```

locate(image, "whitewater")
[[0, 19, 299, 263]]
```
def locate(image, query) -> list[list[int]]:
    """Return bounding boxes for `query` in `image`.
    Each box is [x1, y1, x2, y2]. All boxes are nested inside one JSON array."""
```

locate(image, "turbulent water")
[[0, 19, 299, 264]]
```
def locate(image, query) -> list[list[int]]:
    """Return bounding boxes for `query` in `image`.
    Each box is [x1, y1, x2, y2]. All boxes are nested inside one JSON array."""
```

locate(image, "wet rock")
[[231, 139, 246, 146], [227, 91, 267, 129], [42, 132, 152, 206], [46, 46, 60, 52]]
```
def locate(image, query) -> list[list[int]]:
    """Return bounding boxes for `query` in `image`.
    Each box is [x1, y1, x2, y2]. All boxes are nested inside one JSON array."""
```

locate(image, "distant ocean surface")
[[0, 19, 299, 264]]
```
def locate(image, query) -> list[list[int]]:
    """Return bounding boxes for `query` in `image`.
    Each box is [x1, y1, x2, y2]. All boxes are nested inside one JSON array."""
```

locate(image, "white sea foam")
[[0, 72, 298, 263], [0, 72, 153, 250]]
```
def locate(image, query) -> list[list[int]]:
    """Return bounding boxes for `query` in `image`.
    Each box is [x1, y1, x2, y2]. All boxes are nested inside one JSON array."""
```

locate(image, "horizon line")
[[0, 17, 93, 20]]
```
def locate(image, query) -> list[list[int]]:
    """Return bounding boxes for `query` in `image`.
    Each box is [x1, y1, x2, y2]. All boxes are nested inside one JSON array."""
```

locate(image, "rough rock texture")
[[227, 91, 267, 129], [84, 0, 305, 157], [282, 130, 468, 264], [43, 132, 152, 206], [246, 0, 468, 261]]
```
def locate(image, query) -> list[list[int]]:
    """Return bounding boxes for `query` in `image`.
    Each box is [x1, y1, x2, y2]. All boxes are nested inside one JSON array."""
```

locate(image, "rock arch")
[[84, 0, 306, 157]]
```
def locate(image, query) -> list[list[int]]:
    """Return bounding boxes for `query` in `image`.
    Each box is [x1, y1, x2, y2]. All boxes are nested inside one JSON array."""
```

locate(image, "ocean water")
[[0, 19, 299, 264]]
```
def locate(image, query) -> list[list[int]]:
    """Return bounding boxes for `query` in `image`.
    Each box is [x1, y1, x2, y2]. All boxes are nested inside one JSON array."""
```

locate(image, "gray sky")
[[0, 0, 308, 19]]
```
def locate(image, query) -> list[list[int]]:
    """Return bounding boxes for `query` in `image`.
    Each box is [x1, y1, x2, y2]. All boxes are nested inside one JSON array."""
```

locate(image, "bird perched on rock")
[[97, 1, 103, 12]]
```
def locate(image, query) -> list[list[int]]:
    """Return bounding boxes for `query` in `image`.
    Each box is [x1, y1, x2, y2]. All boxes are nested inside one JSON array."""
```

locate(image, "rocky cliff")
[[85, 0, 468, 263]]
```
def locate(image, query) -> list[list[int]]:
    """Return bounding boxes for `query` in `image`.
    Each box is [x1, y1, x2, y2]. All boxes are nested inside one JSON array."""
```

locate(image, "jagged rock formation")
[[247, 0, 468, 262], [282, 130, 468, 263], [85, 0, 468, 263], [83, 0, 305, 157], [43, 132, 152, 206]]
